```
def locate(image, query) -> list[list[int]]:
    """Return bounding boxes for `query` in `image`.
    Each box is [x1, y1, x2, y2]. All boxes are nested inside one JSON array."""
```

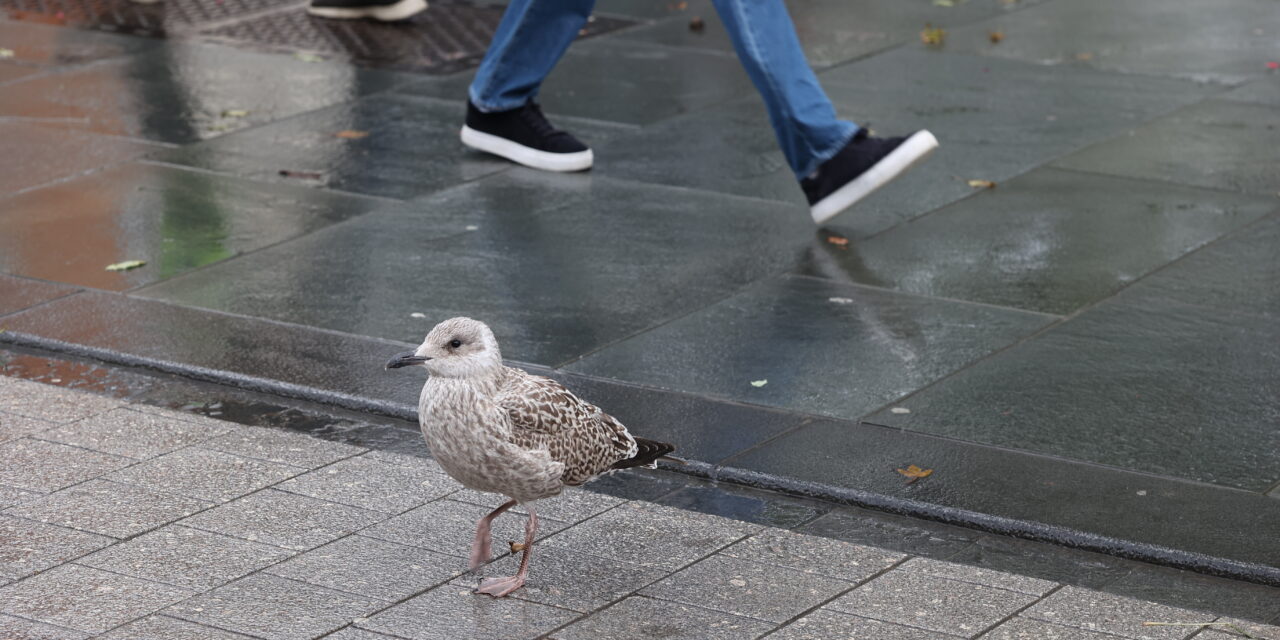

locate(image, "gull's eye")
[[449, 339, 463, 349]]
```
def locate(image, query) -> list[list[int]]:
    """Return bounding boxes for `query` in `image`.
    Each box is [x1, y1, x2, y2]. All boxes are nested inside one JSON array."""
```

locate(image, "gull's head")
[[385, 317, 502, 378]]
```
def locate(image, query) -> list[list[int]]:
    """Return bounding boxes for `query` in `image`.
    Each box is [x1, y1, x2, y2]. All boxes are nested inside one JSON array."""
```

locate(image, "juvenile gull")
[[386, 317, 675, 597]]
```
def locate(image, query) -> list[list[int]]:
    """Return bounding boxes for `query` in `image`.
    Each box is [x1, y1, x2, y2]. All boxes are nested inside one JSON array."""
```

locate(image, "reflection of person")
[[305, 0, 426, 21], [460, 0, 938, 224]]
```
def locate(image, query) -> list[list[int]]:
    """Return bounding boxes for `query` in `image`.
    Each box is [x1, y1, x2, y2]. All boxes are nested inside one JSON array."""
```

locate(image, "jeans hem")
[[795, 124, 860, 179]]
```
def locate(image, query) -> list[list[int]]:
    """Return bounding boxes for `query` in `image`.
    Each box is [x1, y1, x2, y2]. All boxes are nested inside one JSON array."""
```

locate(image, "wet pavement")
[[1, 0, 1279, 589]]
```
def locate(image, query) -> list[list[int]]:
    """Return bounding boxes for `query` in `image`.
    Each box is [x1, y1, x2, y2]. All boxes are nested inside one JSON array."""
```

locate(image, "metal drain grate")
[[200, 3, 636, 75], [0, 0, 295, 36]]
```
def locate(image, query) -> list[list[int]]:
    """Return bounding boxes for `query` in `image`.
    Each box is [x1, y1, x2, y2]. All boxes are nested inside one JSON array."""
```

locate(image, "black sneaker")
[[460, 100, 593, 172], [802, 128, 938, 224], [307, 0, 426, 21]]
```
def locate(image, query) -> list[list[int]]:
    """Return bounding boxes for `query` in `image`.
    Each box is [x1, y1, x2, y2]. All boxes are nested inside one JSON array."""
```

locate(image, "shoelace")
[[519, 102, 561, 139]]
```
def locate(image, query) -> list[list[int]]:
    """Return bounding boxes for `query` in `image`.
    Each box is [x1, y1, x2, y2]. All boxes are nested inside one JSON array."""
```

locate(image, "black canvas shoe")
[[802, 128, 938, 224], [307, 0, 427, 21], [460, 100, 593, 172]]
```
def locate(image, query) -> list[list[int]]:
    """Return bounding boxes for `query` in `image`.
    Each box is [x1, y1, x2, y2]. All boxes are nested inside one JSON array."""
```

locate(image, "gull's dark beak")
[[385, 350, 430, 370]]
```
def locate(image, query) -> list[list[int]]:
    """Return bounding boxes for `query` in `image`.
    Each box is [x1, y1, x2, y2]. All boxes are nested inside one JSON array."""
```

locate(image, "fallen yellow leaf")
[[221, 109, 249, 118], [826, 235, 850, 247], [105, 260, 146, 272], [920, 24, 946, 46], [988, 30, 1004, 43], [896, 464, 934, 484], [750, 379, 768, 387], [335, 130, 369, 139], [1075, 52, 1094, 61], [0, 48, 14, 58], [967, 179, 997, 189]]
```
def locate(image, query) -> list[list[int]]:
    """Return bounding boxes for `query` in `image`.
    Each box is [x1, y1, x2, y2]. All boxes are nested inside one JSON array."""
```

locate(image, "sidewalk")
[[1, 0, 1278, 587], [2, 372, 1278, 639]]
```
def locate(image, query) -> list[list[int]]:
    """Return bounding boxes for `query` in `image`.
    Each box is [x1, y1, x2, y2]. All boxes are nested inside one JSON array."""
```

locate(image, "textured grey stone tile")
[[1200, 619, 1280, 640], [179, 489, 385, 551], [0, 614, 90, 640], [97, 615, 259, 639], [1024, 586, 1208, 639], [201, 426, 366, 468], [543, 502, 762, 571], [361, 499, 568, 558], [474, 544, 666, 613], [6, 479, 212, 538], [0, 411, 57, 443], [0, 484, 41, 509], [166, 574, 381, 640], [985, 616, 1136, 640], [720, 528, 904, 581], [898, 557, 1058, 597], [641, 553, 854, 623], [39, 408, 232, 459], [549, 595, 773, 640], [0, 564, 193, 633], [450, 486, 625, 523], [265, 535, 461, 602], [275, 454, 461, 514], [108, 447, 303, 503], [0, 379, 122, 423], [324, 628, 400, 640], [0, 438, 133, 492], [356, 585, 578, 640], [828, 569, 1039, 636], [770, 608, 956, 640], [363, 449, 448, 474], [77, 525, 294, 590], [0, 515, 113, 580]]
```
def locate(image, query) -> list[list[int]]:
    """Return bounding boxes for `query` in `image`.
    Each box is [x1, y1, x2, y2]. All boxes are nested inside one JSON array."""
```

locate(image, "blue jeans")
[[469, 0, 858, 179]]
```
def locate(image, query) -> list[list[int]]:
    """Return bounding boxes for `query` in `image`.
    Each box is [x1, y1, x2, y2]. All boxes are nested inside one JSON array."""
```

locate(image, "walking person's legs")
[[460, 0, 597, 172], [712, 0, 937, 223]]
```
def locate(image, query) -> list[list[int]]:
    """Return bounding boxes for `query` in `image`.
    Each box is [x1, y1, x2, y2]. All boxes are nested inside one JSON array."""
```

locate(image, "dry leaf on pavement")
[[967, 179, 997, 189], [896, 464, 934, 484], [335, 130, 369, 139], [920, 24, 946, 46], [826, 235, 850, 247], [105, 260, 146, 272]]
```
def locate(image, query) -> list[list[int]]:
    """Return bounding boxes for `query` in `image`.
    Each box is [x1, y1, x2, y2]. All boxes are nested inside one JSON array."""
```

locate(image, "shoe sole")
[[307, 0, 426, 21], [460, 125, 593, 173], [809, 130, 938, 225]]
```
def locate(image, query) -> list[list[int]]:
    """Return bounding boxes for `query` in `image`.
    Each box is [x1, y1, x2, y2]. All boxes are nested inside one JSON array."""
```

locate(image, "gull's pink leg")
[[470, 498, 517, 571], [475, 504, 538, 597]]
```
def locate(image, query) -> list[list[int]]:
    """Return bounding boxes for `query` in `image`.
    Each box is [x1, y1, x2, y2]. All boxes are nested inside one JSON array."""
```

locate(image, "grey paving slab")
[[39, 407, 232, 459], [1102, 564, 1280, 622], [0, 378, 124, 423], [983, 617, 1132, 640], [0, 275, 77, 318], [641, 553, 853, 623], [0, 411, 57, 443], [0, 515, 114, 580], [0, 614, 90, 640], [473, 545, 667, 613], [770, 608, 959, 640], [654, 479, 833, 529], [201, 426, 366, 468], [939, 0, 1280, 84], [599, 47, 1213, 238], [6, 479, 212, 539], [356, 584, 578, 640], [867, 298, 1280, 491], [165, 573, 381, 640], [0, 163, 386, 291], [800, 167, 1279, 315], [152, 93, 625, 201], [108, 447, 303, 503], [276, 453, 462, 513], [542, 501, 761, 571], [945, 534, 1135, 590], [897, 557, 1056, 597], [0, 438, 132, 493], [403, 37, 756, 126], [1023, 586, 1207, 640], [1114, 213, 1280, 320], [265, 535, 462, 602], [0, 563, 193, 633], [449, 486, 623, 523], [549, 595, 773, 640], [323, 628, 400, 640], [720, 528, 903, 582], [1054, 101, 1280, 196], [0, 61, 40, 85], [569, 275, 1051, 420], [76, 525, 294, 591], [0, 41, 407, 144], [0, 123, 156, 196], [361, 498, 568, 558], [1199, 619, 1280, 640], [137, 170, 812, 365], [97, 615, 258, 640], [827, 568, 1040, 636], [178, 489, 385, 551], [797, 506, 981, 561], [1221, 78, 1280, 106], [0, 485, 41, 509]]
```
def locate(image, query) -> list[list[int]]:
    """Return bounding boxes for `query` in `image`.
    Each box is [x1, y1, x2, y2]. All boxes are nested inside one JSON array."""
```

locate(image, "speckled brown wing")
[[496, 368, 638, 486]]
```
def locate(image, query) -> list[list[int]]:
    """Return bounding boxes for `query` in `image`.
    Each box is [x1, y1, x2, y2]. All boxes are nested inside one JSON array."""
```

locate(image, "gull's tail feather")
[[612, 437, 676, 470]]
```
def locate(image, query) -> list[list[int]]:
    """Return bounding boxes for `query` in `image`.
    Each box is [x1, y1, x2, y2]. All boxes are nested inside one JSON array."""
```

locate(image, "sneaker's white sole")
[[307, 0, 426, 21], [461, 125, 594, 173], [810, 130, 938, 225]]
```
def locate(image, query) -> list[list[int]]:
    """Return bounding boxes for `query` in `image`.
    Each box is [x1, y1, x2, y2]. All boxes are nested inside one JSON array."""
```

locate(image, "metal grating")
[[1, 0, 296, 36]]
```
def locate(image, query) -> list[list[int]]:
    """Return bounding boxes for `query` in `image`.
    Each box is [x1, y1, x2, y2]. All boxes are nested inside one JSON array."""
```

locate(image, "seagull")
[[386, 317, 676, 597]]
